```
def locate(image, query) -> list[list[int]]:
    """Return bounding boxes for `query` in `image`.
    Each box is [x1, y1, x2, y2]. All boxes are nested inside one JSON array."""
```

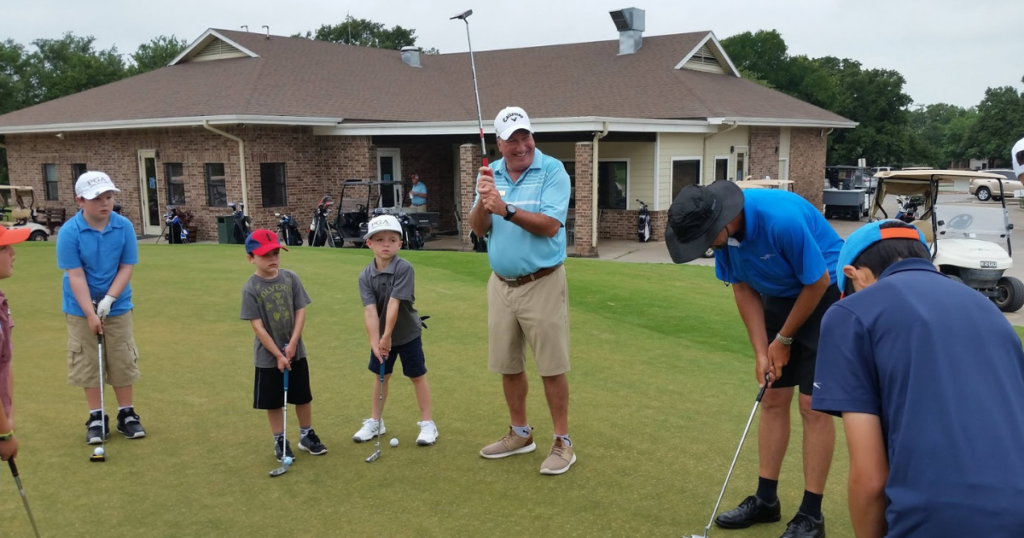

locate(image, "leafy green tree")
[[22, 33, 127, 105], [295, 16, 438, 54], [962, 80, 1024, 166], [129, 35, 188, 75]]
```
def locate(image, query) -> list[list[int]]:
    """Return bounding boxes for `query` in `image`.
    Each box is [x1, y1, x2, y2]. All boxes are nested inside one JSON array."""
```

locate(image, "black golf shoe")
[[85, 412, 109, 445], [116, 407, 147, 439], [779, 512, 825, 538], [275, 438, 295, 462], [299, 429, 327, 455], [714, 495, 782, 529]]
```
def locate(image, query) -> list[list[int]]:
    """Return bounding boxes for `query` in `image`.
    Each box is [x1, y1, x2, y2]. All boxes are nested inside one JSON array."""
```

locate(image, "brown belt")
[[494, 264, 562, 287]]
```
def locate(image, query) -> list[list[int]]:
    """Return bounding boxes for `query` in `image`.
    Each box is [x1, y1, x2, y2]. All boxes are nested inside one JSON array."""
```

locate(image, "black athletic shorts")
[[762, 283, 840, 396], [253, 357, 313, 409], [367, 337, 427, 378]]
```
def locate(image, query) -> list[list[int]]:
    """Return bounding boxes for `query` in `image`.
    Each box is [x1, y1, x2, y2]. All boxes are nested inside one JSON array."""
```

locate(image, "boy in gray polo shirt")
[[352, 215, 438, 446]]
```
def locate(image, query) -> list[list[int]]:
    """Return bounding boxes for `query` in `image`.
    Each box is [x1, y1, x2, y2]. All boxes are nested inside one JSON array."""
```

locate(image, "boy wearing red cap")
[[241, 229, 326, 462], [0, 225, 33, 462]]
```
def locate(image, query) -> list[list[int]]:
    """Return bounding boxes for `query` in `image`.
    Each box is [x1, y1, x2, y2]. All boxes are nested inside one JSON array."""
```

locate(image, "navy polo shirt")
[[715, 189, 843, 298], [813, 258, 1024, 537]]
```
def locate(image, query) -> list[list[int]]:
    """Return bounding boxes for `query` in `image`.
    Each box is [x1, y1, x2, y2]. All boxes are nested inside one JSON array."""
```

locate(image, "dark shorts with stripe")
[[253, 357, 313, 409], [367, 337, 427, 378], [762, 284, 841, 396]]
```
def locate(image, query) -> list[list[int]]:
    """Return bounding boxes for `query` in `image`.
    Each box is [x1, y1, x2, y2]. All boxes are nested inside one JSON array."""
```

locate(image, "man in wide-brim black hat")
[[666, 179, 844, 538]]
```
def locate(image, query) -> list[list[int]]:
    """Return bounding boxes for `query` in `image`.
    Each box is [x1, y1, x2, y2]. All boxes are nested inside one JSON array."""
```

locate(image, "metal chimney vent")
[[401, 46, 421, 68], [609, 8, 645, 55]]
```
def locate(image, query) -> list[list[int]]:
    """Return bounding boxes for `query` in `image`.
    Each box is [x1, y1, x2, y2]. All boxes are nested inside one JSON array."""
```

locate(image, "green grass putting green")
[[4, 240, 980, 537]]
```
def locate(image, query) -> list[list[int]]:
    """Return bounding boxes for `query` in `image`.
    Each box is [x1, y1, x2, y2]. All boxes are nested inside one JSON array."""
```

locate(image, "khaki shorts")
[[488, 265, 570, 377], [67, 311, 141, 388]]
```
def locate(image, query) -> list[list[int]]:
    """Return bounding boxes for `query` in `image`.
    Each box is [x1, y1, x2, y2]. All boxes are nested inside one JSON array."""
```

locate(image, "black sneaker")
[[275, 437, 295, 462], [715, 495, 782, 529], [116, 407, 147, 439], [780, 511, 825, 538], [85, 412, 109, 445], [299, 429, 328, 455]]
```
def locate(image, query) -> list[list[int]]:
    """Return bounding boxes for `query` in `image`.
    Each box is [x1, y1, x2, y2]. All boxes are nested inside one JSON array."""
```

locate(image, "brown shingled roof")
[[0, 29, 851, 130]]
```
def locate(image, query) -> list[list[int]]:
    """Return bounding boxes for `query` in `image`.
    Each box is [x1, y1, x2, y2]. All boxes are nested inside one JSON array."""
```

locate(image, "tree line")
[[721, 30, 1024, 169]]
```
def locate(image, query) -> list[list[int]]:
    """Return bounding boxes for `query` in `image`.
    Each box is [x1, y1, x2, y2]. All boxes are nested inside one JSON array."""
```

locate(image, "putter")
[[8, 459, 42, 538], [688, 374, 771, 538], [450, 9, 488, 167], [269, 368, 291, 477], [89, 328, 107, 463], [365, 358, 386, 463]]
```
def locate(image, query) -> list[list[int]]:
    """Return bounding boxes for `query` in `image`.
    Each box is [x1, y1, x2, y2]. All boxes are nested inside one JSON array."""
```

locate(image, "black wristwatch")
[[503, 204, 517, 221]]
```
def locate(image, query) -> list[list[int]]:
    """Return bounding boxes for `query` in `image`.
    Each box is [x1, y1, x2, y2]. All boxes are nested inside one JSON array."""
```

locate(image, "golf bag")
[[228, 202, 252, 243], [895, 195, 923, 224], [396, 212, 425, 251], [636, 199, 652, 243], [276, 212, 303, 246], [308, 195, 341, 247], [163, 207, 189, 244]]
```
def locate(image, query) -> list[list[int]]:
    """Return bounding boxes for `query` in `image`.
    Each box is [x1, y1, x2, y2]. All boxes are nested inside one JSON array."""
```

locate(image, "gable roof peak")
[[169, 29, 259, 67]]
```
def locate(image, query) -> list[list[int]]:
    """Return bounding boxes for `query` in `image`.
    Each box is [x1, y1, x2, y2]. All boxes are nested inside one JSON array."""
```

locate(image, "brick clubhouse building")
[[0, 8, 854, 254]]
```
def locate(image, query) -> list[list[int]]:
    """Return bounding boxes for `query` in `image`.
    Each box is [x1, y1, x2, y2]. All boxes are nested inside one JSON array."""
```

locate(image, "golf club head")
[[365, 450, 381, 463], [450, 9, 473, 20], [89, 453, 106, 462], [269, 465, 288, 477]]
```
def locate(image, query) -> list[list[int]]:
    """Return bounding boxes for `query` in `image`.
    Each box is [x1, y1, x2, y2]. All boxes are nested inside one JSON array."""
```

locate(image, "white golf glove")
[[96, 295, 116, 319]]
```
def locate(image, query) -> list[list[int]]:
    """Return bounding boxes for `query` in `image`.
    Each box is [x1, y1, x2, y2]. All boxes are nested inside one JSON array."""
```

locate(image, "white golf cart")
[[871, 170, 1023, 312], [0, 186, 50, 241]]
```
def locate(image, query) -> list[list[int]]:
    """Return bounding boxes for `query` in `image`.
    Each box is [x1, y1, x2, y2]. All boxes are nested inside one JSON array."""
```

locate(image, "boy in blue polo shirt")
[[57, 171, 146, 444], [666, 180, 843, 537], [812, 220, 1024, 538]]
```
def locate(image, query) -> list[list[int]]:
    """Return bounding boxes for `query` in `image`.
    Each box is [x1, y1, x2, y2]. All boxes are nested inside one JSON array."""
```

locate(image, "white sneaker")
[[416, 420, 438, 446], [353, 418, 385, 442]]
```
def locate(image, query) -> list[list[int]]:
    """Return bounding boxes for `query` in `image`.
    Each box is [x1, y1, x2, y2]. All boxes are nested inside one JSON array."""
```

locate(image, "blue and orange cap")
[[836, 220, 928, 297], [245, 229, 288, 256]]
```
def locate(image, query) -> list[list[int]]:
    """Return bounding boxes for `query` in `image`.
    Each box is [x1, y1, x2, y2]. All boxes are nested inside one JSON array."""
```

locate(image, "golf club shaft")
[[8, 459, 42, 538], [97, 332, 106, 447], [703, 375, 770, 534], [283, 367, 289, 455], [376, 359, 385, 451], [461, 19, 488, 167]]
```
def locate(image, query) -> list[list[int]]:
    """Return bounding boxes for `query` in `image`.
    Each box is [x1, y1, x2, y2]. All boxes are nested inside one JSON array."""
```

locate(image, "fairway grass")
[[1, 242, 864, 537]]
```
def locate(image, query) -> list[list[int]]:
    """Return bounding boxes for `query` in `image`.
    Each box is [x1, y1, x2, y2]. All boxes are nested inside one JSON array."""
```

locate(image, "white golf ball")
[[283, 456, 293, 466], [390, 438, 399, 447], [93, 447, 104, 456]]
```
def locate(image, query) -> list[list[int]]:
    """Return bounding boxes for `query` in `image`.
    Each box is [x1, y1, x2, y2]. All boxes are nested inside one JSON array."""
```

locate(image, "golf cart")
[[0, 186, 50, 241], [871, 169, 1024, 312], [332, 179, 432, 249], [823, 165, 872, 221]]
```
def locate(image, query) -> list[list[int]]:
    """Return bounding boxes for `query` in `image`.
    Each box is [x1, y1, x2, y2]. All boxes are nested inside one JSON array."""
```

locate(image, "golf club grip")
[[379, 360, 386, 381], [283, 369, 289, 391], [756, 373, 770, 402], [7, 458, 18, 477], [481, 157, 489, 167]]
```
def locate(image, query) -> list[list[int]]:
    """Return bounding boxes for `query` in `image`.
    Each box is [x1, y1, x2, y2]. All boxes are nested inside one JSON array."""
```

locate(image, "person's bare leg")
[[503, 372, 529, 426], [296, 403, 312, 430], [541, 374, 569, 436], [758, 386, 794, 481], [371, 374, 391, 421], [410, 375, 432, 421], [799, 393, 835, 494], [85, 387, 101, 410], [113, 385, 133, 408], [266, 408, 284, 433]]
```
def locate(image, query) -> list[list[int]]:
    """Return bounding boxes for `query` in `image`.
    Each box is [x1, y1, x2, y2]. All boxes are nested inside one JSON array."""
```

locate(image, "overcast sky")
[[4, 0, 1021, 109]]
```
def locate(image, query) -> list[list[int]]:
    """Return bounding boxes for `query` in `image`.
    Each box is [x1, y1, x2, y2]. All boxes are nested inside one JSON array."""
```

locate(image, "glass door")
[[376, 149, 402, 209], [137, 150, 160, 235]]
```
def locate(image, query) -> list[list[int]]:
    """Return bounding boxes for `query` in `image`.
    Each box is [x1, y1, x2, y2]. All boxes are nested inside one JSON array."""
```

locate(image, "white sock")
[[512, 425, 531, 438], [118, 405, 134, 412], [300, 427, 312, 438], [555, 434, 571, 447]]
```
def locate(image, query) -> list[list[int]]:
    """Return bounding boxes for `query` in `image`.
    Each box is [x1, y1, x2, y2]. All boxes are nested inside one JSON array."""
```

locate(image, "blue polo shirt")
[[410, 182, 427, 206], [474, 148, 570, 278], [813, 258, 1024, 537], [715, 189, 842, 298], [56, 211, 139, 317]]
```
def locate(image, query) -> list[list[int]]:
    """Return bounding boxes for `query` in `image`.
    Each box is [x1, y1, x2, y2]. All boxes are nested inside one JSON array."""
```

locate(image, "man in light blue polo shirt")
[[666, 180, 842, 538], [406, 174, 427, 212], [470, 106, 576, 475], [57, 171, 147, 444]]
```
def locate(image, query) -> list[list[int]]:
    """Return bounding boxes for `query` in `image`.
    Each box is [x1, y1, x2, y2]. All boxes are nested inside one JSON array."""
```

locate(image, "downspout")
[[592, 122, 609, 249], [704, 121, 739, 182], [202, 121, 249, 215]]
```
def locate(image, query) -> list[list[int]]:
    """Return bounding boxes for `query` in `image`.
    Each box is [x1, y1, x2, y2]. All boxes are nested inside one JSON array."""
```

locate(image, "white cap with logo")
[[494, 106, 534, 141], [364, 215, 404, 240], [75, 171, 121, 200]]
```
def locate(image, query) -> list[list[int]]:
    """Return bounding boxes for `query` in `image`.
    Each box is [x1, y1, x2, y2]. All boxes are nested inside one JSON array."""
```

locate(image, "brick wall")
[[458, 143, 481, 246], [6, 127, 375, 241], [749, 127, 780, 180], [597, 209, 664, 241], [790, 128, 827, 209], [573, 142, 597, 257], [383, 141, 456, 231]]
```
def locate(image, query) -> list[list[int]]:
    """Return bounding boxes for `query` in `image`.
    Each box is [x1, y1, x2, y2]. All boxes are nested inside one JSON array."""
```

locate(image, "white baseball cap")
[[364, 215, 404, 240], [75, 171, 121, 200], [1013, 136, 1024, 181], [494, 106, 534, 141]]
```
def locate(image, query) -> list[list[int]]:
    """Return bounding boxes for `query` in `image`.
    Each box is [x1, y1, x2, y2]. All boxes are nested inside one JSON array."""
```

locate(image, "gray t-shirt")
[[358, 255, 421, 346], [240, 269, 312, 368]]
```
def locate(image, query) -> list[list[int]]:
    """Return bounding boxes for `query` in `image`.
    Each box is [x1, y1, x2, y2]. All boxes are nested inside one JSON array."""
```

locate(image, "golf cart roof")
[[341, 179, 400, 186], [873, 169, 1006, 182], [0, 185, 35, 193]]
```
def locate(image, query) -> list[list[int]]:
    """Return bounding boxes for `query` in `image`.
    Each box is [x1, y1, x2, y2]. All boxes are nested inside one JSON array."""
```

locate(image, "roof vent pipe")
[[610, 7, 645, 55], [401, 46, 422, 68]]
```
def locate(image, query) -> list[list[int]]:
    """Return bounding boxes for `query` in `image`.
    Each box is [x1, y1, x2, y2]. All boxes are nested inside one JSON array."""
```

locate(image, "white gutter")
[[592, 122, 609, 250], [711, 117, 858, 129], [0, 115, 345, 135], [202, 121, 249, 216], [315, 117, 716, 137]]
